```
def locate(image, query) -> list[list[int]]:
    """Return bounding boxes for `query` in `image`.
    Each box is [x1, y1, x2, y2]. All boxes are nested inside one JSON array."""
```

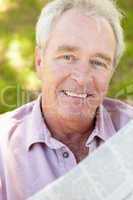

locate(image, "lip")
[[60, 90, 94, 98]]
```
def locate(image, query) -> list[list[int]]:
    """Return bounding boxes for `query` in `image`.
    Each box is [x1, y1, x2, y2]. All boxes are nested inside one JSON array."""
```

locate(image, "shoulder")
[[0, 100, 35, 122], [0, 100, 36, 192], [0, 100, 35, 145], [103, 97, 133, 116], [103, 97, 133, 131]]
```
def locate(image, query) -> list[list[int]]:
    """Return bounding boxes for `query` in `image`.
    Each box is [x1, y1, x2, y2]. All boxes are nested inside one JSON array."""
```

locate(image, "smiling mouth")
[[61, 90, 93, 98]]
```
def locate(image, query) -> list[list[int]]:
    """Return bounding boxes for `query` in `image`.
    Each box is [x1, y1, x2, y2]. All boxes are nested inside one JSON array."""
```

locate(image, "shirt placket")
[[55, 147, 77, 176]]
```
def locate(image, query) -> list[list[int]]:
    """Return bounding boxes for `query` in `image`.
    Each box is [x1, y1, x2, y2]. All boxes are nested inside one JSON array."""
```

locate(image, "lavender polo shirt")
[[0, 96, 133, 200]]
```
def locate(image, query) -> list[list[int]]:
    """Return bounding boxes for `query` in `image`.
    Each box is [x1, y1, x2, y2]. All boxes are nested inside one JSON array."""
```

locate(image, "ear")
[[35, 46, 43, 80], [110, 66, 115, 79]]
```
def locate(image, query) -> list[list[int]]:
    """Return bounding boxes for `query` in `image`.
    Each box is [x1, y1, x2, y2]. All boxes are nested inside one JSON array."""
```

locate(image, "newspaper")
[[29, 120, 133, 200]]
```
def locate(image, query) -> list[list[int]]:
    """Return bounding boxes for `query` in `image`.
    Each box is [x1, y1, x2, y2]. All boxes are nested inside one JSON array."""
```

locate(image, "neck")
[[53, 130, 92, 163], [40, 98, 96, 162], [43, 112, 96, 163]]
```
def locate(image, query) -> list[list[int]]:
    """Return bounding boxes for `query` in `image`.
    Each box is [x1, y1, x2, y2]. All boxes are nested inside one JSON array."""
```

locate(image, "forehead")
[[47, 8, 116, 57]]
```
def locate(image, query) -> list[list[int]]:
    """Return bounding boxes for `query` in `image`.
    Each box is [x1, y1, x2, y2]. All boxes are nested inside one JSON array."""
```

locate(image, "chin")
[[58, 107, 90, 123]]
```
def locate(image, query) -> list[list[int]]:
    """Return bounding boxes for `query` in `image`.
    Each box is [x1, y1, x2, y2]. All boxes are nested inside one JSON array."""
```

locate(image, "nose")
[[71, 63, 91, 86]]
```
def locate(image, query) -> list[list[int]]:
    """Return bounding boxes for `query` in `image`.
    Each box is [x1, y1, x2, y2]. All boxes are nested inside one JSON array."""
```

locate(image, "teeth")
[[64, 91, 87, 98]]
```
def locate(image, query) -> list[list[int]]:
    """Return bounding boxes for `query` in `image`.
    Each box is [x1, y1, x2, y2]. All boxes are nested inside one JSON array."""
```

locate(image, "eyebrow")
[[56, 45, 112, 63], [93, 53, 112, 64], [56, 45, 80, 53]]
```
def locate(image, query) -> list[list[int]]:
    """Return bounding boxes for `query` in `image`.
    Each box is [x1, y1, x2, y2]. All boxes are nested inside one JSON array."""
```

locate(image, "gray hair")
[[36, 0, 125, 67]]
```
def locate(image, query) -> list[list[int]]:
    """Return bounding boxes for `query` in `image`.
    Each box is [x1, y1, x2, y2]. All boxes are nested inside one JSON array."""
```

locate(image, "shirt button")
[[63, 152, 69, 158]]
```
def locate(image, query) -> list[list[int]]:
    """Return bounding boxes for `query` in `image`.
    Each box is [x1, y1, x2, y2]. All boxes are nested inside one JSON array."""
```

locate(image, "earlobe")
[[35, 46, 42, 67]]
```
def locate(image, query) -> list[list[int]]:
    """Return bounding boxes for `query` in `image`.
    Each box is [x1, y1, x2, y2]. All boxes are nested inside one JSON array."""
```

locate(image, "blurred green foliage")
[[0, 0, 133, 113]]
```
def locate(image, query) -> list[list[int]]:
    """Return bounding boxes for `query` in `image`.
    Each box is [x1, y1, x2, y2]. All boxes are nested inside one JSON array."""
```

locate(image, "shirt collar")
[[26, 95, 66, 151], [26, 96, 117, 151], [86, 102, 117, 146]]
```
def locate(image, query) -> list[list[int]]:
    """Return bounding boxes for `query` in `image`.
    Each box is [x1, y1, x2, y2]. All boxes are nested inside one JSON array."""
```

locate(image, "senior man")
[[0, 0, 133, 199]]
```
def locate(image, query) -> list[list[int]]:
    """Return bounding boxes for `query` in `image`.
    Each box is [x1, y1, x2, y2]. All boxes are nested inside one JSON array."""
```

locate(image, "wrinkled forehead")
[[48, 8, 116, 52], [53, 8, 114, 35]]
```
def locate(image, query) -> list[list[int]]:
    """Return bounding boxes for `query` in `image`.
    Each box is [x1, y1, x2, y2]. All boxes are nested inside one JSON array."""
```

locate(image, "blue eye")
[[58, 54, 77, 64], [63, 55, 75, 62], [63, 55, 72, 60], [90, 60, 107, 69]]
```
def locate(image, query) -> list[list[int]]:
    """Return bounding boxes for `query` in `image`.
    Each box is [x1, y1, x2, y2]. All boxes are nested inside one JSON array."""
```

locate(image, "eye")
[[62, 54, 76, 63], [90, 59, 107, 69], [63, 55, 72, 60], [56, 54, 77, 64]]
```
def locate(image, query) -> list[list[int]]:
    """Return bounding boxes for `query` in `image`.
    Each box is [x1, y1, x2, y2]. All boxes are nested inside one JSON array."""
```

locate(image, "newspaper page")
[[29, 120, 133, 200]]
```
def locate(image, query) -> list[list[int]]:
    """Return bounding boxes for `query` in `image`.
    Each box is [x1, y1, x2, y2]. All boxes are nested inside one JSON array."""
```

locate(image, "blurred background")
[[0, 0, 133, 114]]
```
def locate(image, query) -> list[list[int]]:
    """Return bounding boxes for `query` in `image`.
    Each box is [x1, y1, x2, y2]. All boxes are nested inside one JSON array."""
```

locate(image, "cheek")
[[41, 63, 70, 96], [44, 64, 71, 88], [92, 72, 111, 94]]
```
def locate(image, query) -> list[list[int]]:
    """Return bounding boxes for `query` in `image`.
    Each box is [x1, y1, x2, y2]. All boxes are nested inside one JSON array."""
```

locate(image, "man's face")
[[36, 8, 116, 127]]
